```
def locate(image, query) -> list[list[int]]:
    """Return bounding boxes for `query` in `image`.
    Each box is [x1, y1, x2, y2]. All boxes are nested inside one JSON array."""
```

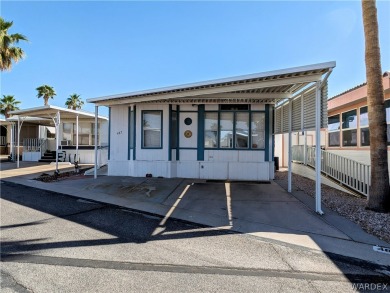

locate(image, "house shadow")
[[1, 179, 389, 287]]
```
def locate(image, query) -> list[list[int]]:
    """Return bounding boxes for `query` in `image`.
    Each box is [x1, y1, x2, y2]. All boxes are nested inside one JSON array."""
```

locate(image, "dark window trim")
[[204, 109, 265, 150]]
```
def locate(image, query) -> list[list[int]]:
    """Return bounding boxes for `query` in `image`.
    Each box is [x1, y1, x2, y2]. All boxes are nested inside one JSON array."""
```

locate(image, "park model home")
[[8, 106, 109, 167], [88, 62, 335, 181]]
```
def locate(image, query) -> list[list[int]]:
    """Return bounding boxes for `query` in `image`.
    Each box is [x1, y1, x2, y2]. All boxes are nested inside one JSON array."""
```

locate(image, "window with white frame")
[[342, 109, 357, 147], [328, 114, 340, 147], [360, 106, 370, 146], [385, 100, 390, 145], [251, 112, 265, 149], [204, 112, 218, 148], [142, 111, 162, 148], [62, 122, 98, 146]]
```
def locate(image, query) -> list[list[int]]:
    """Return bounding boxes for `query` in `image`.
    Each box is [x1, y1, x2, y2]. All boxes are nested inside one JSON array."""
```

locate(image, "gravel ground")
[[274, 171, 390, 244]]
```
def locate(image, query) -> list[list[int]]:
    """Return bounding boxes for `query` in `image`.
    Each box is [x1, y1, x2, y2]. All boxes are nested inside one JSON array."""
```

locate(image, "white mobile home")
[[9, 106, 109, 166], [88, 62, 334, 182]]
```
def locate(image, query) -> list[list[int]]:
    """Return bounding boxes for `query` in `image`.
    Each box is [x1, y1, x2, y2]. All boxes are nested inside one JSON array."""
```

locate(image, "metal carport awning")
[[87, 61, 336, 214], [9, 105, 108, 173]]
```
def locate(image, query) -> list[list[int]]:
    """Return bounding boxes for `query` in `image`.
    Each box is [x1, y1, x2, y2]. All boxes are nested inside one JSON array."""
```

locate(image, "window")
[[142, 111, 162, 148], [220, 104, 249, 111], [235, 113, 249, 148], [342, 110, 357, 147], [251, 113, 265, 149], [328, 115, 340, 147], [205, 112, 218, 148], [360, 106, 370, 146], [385, 100, 390, 145], [204, 110, 265, 149], [62, 122, 98, 146], [63, 123, 73, 143], [220, 112, 234, 148]]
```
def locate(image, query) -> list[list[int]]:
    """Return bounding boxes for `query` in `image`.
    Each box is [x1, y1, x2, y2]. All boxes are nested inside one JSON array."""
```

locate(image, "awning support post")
[[17, 116, 20, 168], [288, 100, 292, 193], [94, 105, 98, 179], [55, 111, 60, 173], [315, 81, 324, 215], [76, 114, 79, 163], [10, 123, 14, 161]]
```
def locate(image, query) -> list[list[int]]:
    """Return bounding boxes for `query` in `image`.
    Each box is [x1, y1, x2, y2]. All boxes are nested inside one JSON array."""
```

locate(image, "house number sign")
[[184, 130, 192, 138]]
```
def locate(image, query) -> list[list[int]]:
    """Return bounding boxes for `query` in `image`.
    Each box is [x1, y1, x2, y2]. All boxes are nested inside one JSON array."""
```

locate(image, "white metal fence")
[[23, 138, 48, 157], [292, 146, 371, 197]]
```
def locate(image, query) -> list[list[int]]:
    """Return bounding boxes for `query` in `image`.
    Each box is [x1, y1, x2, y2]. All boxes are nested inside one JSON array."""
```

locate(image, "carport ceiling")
[[88, 61, 336, 106], [9, 105, 108, 123]]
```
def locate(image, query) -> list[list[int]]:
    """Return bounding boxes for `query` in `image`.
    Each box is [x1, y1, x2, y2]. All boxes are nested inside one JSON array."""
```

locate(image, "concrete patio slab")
[[1, 161, 389, 267]]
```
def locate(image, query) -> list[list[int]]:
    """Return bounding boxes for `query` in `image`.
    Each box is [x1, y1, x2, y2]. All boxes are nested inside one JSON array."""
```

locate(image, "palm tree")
[[65, 94, 84, 110], [362, 0, 390, 212], [0, 95, 21, 118], [0, 17, 28, 71], [36, 85, 56, 106]]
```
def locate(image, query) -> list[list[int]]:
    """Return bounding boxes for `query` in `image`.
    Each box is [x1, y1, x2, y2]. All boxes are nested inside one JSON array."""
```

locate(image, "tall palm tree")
[[362, 0, 390, 212], [36, 85, 56, 106], [0, 17, 28, 71], [65, 94, 84, 110], [0, 95, 21, 118]]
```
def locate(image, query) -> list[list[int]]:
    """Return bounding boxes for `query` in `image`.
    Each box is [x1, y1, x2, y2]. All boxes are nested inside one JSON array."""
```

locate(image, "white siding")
[[109, 106, 129, 161], [251, 104, 265, 111], [200, 162, 228, 179], [136, 104, 168, 161], [177, 162, 200, 178], [179, 112, 197, 148], [205, 104, 218, 111], [204, 150, 264, 162], [179, 149, 197, 161], [180, 104, 197, 111]]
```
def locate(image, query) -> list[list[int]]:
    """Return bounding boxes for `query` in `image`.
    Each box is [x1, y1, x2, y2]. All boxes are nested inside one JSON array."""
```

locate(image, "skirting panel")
[[108, 160, 273, 180]]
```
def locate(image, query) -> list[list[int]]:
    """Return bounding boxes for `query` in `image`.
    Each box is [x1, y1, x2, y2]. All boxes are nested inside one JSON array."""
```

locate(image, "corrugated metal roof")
[[9, 105, 108, 121], [87, 61, 336, 105]]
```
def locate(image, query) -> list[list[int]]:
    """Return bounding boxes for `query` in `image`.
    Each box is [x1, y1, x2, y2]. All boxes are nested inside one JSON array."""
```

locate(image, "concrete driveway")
[[1, 161, 389, 267]]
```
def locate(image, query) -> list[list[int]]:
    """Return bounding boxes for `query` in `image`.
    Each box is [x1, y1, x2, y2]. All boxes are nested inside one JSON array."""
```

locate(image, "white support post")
[[17, 117, 20, 168], [76, 114, 79, 163], [288, 100, 292, 193], [269, 105, 274, 178], [303, 131, 307, 165], [315, 81, 324, 215], [55, 111, 60, 173], [10, 123, 14, 161], [94, 106, 98, 179]]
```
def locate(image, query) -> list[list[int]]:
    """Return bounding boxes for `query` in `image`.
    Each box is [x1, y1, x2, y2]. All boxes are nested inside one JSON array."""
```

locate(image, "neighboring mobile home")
[[87, 62, 335, 181], [326, 71, 390, 164], [8, 106, 109, 165]]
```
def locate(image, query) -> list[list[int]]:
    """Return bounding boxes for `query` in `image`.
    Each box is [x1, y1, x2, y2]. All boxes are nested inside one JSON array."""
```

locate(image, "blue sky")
[[1, 1, 390, 117]]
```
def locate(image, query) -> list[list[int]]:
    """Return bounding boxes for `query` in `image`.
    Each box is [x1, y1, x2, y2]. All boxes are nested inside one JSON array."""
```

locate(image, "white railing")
[[293, 146, 371, 197], [23, 138, 48, 156], [0, 136, 6, 146]]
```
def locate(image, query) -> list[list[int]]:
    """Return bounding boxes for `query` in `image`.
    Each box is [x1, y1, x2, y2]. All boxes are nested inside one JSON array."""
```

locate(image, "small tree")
[[36, 85, 56, 106], [65, 94, 84, 110], [362, 0, 390, 212], [0, 17, 28, 71], [0, 95, 21, 118]]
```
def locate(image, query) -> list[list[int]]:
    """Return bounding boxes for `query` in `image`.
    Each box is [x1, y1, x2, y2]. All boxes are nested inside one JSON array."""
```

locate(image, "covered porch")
[[8, 105, 109, 172]]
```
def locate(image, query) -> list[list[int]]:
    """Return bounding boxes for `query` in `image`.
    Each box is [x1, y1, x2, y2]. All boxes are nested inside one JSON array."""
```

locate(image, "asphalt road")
[[1, 181, 389, 293]]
